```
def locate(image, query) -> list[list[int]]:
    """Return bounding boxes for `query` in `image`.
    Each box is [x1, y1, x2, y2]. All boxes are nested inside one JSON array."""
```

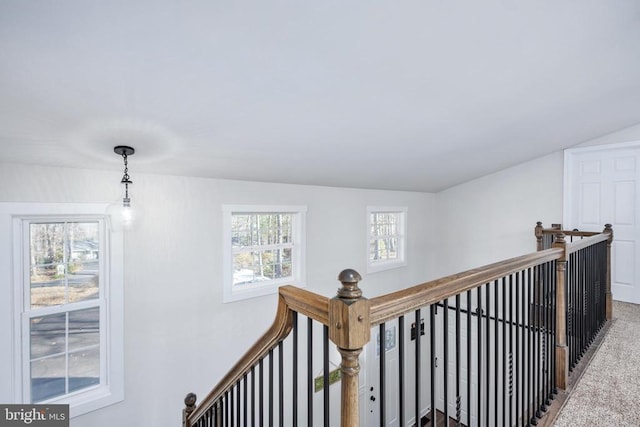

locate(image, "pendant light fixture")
[[107, 145, 140, 231]]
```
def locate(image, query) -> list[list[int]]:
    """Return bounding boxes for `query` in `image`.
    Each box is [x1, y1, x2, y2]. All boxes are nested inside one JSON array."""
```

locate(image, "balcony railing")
[[184, 222, 612, 427]]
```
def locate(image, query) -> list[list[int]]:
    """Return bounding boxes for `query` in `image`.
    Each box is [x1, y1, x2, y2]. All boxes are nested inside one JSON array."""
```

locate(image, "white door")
[[564, 142, 640, 304], [365, 321, 400, 427]]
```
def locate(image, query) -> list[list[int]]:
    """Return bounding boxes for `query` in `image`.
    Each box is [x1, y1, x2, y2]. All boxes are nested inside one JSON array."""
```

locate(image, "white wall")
[[0, 163, 436, 427], [434, 152, 564, 277]]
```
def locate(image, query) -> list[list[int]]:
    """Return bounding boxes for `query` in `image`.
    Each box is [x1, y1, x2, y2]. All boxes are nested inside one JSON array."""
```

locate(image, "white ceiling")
[[1, 1, 640, 192]]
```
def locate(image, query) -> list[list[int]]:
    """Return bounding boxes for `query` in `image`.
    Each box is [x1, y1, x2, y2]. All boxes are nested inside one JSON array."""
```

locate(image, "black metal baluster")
[[243, 374, 248, 427], [279, 342, 284, 427], [467, 291, 472, 426], [535, 266, 543, 420], [292, 314, 298, 427], [531, 266, 540, 425], [568, 253, 574, 370], [584, 247, 590, 350], [578, 250, 584, 362], [588, 246, 595, 346], [508, 274, 514, 427], [575, 250, 580, 365], [259, 359, 264, 427], [515, 271, 520, 427], [551, 261, 558, 397], [466, 290, 472, 427], [415, 309, 421, 427], [380, 322, 386, 426], [399, 315, 405, 427], [528, 267, 535, 426], [546, 261, 554, 404], [251, 366, 256, 427], [586, 247, 591, 351], [494, 279, 499, 427], [578, 249, 583, 363], [444, 298, 450, 425], [323, 325, 329, 427], [430, 304, 436, 427], [486, 282, 491, 427], [224, 391, 229, 427], [235, 382, 240, 427], [543, 262, 549, 408], [269, 349, 274, 427], [569, 253, 574, 370], [455, 294, 461, 426], [477, 287, 482, 427], [525, 268, 530, 427], [307, 318, 313, 427], [502, 276, 507, 427]]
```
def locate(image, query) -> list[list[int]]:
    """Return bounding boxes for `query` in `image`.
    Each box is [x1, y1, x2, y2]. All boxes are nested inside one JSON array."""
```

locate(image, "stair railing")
[[184, 223, 612, 427]]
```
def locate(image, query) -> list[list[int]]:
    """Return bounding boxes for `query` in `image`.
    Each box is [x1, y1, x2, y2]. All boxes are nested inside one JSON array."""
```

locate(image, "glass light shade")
[[106, 187, 141, 232]]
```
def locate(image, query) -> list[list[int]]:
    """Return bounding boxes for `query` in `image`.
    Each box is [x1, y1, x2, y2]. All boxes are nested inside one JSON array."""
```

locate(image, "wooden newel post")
[[552, 233, 568, 390], [604, 224, 613, 320], [329, 269, 371, 427], [535, 221, 544, 251], [183, 393, 196, 427]]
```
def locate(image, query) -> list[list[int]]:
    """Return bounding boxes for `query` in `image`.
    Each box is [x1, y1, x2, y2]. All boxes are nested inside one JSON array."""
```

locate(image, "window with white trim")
[[223, 205, 306, 302], [2, 203, 124, 418], [367, 206, 407, 273]]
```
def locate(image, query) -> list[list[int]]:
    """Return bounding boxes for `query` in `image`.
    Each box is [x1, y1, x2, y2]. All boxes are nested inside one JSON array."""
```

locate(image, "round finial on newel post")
[[554, 233, 566, 245], [184, 392, 197, 414], [337, 269, 363, 300], [604, 224, 613, 233]]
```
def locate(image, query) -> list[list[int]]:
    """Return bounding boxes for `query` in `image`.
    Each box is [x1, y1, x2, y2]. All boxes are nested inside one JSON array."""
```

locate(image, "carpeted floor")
[[553, 301, 640, 427]]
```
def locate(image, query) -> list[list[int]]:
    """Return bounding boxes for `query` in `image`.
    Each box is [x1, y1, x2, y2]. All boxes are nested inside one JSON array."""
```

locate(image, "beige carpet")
[[553, 301, 640, 427]]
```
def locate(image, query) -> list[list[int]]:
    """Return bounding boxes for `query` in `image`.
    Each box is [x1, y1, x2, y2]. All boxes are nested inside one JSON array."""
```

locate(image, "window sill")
[[366, 260, 407, 274], [41, 385, 124, 418]]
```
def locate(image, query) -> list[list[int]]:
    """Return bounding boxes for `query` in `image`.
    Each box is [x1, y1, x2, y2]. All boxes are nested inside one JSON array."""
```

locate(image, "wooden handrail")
[[280, 285, 331, 325], [565, 231, 610, 254], [369, 248, 563, 326], [186, 224, 614, 425], [188, 285, 330, 424], [541, 229, 599, 237]]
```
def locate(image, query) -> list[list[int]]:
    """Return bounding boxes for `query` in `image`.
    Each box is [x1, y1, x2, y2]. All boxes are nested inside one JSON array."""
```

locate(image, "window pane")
[[31, 313, 66, 360], [31, 354, 66, 402], [370, 238, 399, 261], [69, 347, 100, 393], [30, 222, 101, 308], [30, 223, 66, 309], [30, 223, 64, 265], [69, 222, 99, 262], [231, 214, 253, 247], [68, 263, 99, 303], [232, 264, 269, 286], [69, 308, 100, 352], [30, 267, 66, 308], [369, 210, 403, 265], [232, 213, 293, 248]]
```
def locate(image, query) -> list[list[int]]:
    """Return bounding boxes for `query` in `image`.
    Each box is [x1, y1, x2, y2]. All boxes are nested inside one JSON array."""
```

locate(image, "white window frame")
[[0, 203, 124, 418], [222, 205, 307, 303], [366, 206, 407, 274]]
